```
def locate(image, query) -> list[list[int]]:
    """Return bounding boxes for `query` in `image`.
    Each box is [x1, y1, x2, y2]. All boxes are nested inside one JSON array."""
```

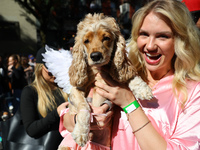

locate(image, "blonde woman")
[[20, 47, 68, 149], [94, 0, 200, 149]]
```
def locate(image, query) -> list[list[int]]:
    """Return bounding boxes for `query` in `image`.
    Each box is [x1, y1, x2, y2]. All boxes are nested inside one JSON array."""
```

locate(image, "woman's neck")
[[49, 82, 58, 90], [147, 69, 174, 89]]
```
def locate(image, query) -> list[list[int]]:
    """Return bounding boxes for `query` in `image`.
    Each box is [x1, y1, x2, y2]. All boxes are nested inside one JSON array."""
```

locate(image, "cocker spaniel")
[[67, 13, 153, 147]]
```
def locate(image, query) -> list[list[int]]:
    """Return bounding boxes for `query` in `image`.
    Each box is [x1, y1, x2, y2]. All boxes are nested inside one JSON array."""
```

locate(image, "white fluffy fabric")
[[42, 45, 73, 94]]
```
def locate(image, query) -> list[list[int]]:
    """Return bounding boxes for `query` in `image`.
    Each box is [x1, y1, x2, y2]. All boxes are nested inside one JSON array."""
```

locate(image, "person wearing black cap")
[[19, 46, 69, 149]]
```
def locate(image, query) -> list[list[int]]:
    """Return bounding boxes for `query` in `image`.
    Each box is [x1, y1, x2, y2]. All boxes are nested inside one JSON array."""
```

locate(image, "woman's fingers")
[[90, 109, 113, 130], [94, 83, 114, 101], [89, 102, 114, 130], [57, 102, 69, 116], [95, 77, 135, 108], [95, 110, 113, 129], [88, 88, 93, 98]]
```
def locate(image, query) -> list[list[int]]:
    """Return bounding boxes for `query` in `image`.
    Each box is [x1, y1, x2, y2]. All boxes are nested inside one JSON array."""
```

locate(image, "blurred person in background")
[[21, 55, 34, 84], [0, 55, 11, 120], [7, 54, 27, 114], [67, 37, 75, 51], [28, 54, 36, 69]]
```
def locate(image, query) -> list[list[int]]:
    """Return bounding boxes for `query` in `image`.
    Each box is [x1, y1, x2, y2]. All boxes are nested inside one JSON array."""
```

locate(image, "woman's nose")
[[146, 37, 157, 51]]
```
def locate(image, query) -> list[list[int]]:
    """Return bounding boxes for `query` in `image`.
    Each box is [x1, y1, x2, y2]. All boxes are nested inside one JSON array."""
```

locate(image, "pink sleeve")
[[166, 83, 200, 150], [59, 108, 70, 137]]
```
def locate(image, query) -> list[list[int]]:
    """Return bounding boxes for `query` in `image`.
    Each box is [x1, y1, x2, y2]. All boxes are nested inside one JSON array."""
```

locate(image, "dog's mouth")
[[89, 59, 109, 67]]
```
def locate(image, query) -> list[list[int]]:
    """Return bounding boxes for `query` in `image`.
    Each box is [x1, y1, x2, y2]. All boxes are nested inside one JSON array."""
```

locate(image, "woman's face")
[[137, 12, 175, 78], [8, 57, 15, 66], [42, 65, 55, 83]]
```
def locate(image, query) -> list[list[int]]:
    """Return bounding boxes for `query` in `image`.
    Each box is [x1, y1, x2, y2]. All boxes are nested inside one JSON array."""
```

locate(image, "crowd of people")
[[0, 53, 35, 121], [1, 0, 200, 150]]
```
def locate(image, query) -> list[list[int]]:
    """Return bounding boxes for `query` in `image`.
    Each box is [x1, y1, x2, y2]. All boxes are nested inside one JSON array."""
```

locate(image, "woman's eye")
[[139, 32, 148, 36], [158, 34, 170, 38]]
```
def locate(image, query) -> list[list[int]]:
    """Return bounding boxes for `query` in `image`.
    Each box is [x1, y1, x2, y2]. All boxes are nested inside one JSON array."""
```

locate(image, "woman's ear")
[[69, 40, 88, 87], [110, 34, 137, 82]]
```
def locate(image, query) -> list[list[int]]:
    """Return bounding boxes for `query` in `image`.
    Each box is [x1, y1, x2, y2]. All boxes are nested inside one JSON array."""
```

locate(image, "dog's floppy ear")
[[69, 39, 88, 87], [110, 34, 137, 82]]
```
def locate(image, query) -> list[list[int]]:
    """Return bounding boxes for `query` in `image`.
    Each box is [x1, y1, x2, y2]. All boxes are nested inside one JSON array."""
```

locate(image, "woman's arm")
[[95, 73, 167, 150], [20, 86, 62, 138], [63, 110, 75, 132], [63, 102, 113, 132]]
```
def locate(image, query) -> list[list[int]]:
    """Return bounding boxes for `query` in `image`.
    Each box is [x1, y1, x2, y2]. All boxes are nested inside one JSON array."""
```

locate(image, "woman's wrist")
[[125, 105, 151, 134], [123, 100, 140, 114], [63, 112, 75, 132]]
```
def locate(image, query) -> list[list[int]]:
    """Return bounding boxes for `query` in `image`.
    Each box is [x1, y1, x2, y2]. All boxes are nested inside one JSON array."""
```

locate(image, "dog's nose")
[[90, 52, 103, 62]]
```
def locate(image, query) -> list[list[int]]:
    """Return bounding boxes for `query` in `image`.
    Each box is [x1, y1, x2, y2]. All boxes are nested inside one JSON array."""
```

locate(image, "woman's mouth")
[[145, 53, 162, 65]]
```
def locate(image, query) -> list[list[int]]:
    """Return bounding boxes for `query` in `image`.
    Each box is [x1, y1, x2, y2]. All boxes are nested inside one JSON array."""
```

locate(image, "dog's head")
[[69, 13, 137, 87], [77, 13, 120, 67]]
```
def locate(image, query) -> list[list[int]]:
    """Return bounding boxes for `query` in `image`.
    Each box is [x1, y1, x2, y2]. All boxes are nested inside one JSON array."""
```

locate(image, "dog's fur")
[[67, 13, 153, 147]]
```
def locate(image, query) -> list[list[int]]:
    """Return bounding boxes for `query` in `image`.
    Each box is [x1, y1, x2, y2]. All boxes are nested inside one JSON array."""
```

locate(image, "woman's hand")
[[8, 65, 13, 71], [57, 102, 69, 116], [7, 65, 13, 76], [87, 87, 114, 130], [90, 103, 113, 130], [95, 72, 136, 108]]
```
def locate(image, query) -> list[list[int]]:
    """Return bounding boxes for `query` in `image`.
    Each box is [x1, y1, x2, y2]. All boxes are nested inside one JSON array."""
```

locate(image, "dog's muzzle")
[[90, 52, 103, 62]]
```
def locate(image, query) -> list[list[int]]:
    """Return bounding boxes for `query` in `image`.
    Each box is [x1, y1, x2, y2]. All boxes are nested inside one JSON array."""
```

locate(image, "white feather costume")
[[42, 45, 73, 94]]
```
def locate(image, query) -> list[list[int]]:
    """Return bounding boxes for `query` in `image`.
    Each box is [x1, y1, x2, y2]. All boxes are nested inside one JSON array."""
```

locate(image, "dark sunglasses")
[[47, 72, 53, 77], [43, 67, 53, 77]]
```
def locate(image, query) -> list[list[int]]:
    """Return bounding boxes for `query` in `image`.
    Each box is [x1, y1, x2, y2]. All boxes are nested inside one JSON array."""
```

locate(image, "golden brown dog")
[[67, 13, 153, 147]]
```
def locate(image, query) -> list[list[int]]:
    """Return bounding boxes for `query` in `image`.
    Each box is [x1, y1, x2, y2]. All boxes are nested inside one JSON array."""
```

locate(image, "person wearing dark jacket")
[[20, 47, 69, 149], [7, 54, 27, 114]]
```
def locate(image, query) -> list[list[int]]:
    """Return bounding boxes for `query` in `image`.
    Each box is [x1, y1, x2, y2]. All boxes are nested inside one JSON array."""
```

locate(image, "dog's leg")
[[92, 90, 106, 107], [69, 87, 91, 147], [92, 75, 108, 107], [128, 76, 153, 100]]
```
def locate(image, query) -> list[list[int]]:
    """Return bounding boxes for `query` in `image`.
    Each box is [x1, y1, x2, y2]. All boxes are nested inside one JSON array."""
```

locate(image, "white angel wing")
[[42, 45, 73, 94]]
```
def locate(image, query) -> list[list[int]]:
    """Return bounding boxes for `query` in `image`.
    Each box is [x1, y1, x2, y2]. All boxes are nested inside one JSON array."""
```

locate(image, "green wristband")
[[123, 100, 140, 114]]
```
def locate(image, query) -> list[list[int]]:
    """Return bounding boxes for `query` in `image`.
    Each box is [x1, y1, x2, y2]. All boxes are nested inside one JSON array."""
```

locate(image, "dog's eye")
[[84, 39, 89, 44], [103, 37, 110, 42]]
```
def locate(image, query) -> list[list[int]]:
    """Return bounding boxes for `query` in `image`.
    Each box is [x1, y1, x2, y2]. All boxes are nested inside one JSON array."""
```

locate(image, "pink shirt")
[[112, 75, 200, 150]]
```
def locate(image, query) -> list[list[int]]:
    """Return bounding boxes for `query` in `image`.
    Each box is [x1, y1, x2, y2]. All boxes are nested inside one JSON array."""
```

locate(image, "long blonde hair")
[[128, 0, 200, 105], [31, 63, 68, 117]]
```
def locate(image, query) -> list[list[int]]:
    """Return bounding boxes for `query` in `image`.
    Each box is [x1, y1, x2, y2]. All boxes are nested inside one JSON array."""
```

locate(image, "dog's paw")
[[72, 129, 89, 147], [72, 110, 91, 147], [129, 76, 153, 100]]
